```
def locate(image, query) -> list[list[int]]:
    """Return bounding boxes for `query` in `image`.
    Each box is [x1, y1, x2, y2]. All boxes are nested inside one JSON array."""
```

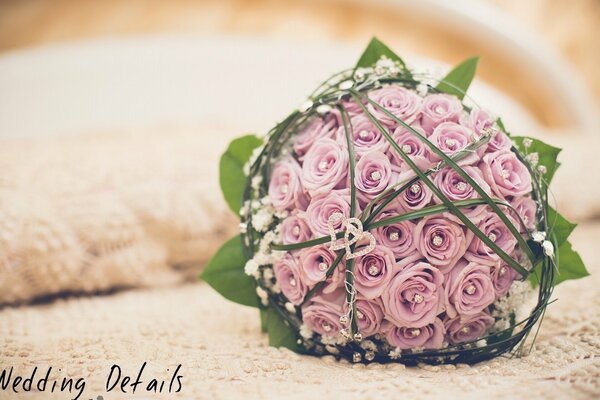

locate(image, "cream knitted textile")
[[0, 223, 598, 399], [0, 128, 237, 305]]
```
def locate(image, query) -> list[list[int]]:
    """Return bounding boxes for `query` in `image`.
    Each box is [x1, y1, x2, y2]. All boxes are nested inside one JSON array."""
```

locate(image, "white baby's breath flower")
[[244, 259, 260, 277], [299, 324, 314, 339], [252, 208, 273, 232], [388, 348, 402, 360], [542, 240, 554, 257], [251, 175, 263, 190], [532, 231, 546, 243]]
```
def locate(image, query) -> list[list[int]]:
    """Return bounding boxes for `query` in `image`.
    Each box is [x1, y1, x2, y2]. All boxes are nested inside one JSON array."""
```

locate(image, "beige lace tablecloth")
[[1, 224, 598, 400]]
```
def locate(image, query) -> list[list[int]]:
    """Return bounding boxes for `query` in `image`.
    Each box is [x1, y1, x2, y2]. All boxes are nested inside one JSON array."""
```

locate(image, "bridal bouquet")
[[202, 38, 589, 364]]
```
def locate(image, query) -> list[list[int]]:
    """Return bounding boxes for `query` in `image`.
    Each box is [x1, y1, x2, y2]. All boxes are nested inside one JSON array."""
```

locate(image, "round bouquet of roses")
[[203, 38, 588, 365]]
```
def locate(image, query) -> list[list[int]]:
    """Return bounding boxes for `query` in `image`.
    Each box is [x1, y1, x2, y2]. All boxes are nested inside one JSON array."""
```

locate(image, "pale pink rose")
[[269, 158, 308, 211], [354, 151, 394, 208], [302, 288, 347, 337], [280, 213, 313, 244], [394, 179, 434, 212], [298, 245, 345, 293], [465, 212, 518, 265], [512, 196, 537, 232], [413, 216, 468, 272], [341, 98, 366, 115], [420, 93, 463, 134], [480, 150, 532, 198], [381, 258, 445, 327], [355, 297, 385, 337], [306, 190, 351, 237], [367, 85, 422, 127], [486, 131, 512, 153], [274, 253, 308, 305], [294, 113, 339, 159], [444, 311, 495, 344], [433, 165, 491, 203], [391, 153, 433, 184], [373, 212, 418, 259], [490, 262, 519, 298], [342, 114, 390, 156], [460, 108, 494, 136], [302, 138, 349, 196], [383, 317, 445, 349], [445, 259, 496, 318], [354, 245, 397, 299], [388, 123, 430, 166], [429, 122, 478, 165]]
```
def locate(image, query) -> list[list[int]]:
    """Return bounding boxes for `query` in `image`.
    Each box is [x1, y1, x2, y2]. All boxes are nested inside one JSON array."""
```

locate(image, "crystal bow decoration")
[[327, 213, 376, 259]]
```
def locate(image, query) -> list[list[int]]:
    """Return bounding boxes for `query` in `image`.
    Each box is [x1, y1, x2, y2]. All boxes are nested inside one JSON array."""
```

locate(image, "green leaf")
[[219, 134, 263, 214], [200, 236, 258, 308], [260, 309, 268, 333], [512, 136, 562, 185], [547, 206, 577, 248], [555, 240, 590, 285], [266, 306, 300, 351], [435, 56, 479, 100], [355, 37, 407, 70]]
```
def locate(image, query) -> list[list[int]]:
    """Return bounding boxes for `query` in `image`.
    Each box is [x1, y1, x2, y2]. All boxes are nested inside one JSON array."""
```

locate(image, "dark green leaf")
[[219, 134, 263, 214], [200, 236, 258, 308], [260, 309, 268, 333], [435, 56, 479, 100], [355, 37, 407, 70], [547, 206, 577, 248], [266, 306, 300, 351], [512, 136, 562, 185], [555, 240, 590, 285]]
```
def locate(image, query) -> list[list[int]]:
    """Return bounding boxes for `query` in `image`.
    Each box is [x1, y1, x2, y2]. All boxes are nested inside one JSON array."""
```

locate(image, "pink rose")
[[373, 212, 418, 259], [444, 311, 495, 344], [486, 131, 512, 153], [383, 317, 445, 349], [445, 259, 496, 318], [465, 212, 518, 265], [413, 216, 468, 272], [298, 245, 345, 293], [294, 113, 339, 159], [433, 165, 491, 203], [341, 114, 390, 156], [420, 93, 463, 133], [480, 151, 532, 198], [274, 253, 308, 305], [354, 151, 394, 208], [490, 262, 519, 298], [306, 190, 351, 237], [280, 213, 313, 244], [354, 245, 397, 299], [341, 98, 366, 116], [388, 124, 430, 166], [355, 298, 385, 337], [459, 108, 494, 136], [302, 288, 347, 337], [429, 122, 478, 165], [269, 158, 308, 211], [302, 138, 349, 196], [381, 258, 445, 327], [367, 85, 422, 127], [512, 196, 537, 232], [394, 180, 434, 212]]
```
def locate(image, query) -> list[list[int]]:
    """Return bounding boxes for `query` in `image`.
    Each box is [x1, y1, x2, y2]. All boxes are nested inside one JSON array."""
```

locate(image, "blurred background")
[[0, 0, 598, 129]]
